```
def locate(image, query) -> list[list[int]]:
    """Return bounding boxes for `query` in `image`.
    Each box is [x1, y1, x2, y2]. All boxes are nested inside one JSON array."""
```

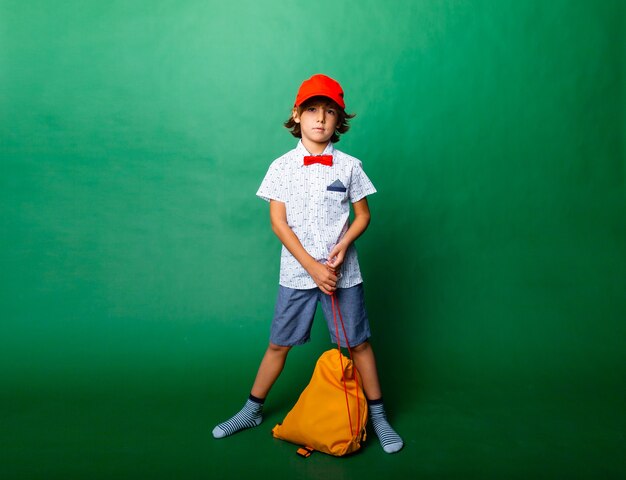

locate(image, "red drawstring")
[[331, 292, 361, 439]]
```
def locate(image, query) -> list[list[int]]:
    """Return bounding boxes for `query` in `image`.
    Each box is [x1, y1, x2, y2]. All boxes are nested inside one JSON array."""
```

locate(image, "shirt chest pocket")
[[323, 181, 348, 207]]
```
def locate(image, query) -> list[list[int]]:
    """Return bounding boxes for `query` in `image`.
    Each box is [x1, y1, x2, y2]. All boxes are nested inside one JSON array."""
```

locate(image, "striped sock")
[[212, 395, 264, 439], [368, 400, 404, 453]]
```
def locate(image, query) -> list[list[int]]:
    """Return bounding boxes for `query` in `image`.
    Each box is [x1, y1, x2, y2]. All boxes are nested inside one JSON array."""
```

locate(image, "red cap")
[[294, 74, 345, 109]]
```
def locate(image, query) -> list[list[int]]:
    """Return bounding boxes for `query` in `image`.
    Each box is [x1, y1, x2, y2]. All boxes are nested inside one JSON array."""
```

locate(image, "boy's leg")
[[213, 286, 316, 439], [251, 343, 292, 399], [321, 287, 403, 453], [350, 340, 381, 399], [212, 343, 290, 439], [351, 342, 404, 454]]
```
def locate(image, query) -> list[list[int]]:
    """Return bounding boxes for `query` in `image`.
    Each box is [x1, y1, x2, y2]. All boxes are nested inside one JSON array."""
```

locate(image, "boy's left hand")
[[326, 241, 347, 271]]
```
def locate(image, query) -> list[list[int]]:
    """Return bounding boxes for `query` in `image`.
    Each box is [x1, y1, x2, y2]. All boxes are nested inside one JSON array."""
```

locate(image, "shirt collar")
[[296, 140, 335, 165]]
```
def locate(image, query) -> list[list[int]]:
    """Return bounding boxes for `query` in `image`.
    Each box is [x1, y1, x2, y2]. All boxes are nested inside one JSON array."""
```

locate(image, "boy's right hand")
[[307, 261, 338, 295]]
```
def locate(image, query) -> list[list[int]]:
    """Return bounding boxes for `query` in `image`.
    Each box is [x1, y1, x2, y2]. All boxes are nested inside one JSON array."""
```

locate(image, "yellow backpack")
[[272, 294, 368, 457]]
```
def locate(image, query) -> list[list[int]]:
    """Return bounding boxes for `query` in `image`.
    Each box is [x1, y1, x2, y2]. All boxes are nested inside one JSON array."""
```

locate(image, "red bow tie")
[[303, 155, 333, 167]]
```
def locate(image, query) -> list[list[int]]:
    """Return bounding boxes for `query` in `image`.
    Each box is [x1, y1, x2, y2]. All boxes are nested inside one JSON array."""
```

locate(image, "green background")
[[1, 0, 625, 478]]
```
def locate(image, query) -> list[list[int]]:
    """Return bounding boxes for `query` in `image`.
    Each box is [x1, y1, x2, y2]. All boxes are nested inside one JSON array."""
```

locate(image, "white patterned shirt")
[[257, 140, 377, 289]]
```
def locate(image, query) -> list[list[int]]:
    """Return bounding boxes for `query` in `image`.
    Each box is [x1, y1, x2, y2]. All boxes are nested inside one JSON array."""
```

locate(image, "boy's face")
[[292, 99, 339, 152]]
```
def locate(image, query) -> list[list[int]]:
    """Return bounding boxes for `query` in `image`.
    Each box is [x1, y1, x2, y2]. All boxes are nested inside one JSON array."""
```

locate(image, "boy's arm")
[[269, 200, 338, 295], [326, 197, 371, 271]]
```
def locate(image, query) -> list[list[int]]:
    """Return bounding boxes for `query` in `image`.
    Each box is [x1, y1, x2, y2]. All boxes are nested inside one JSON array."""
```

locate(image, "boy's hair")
[[284, 96, 355, 144]]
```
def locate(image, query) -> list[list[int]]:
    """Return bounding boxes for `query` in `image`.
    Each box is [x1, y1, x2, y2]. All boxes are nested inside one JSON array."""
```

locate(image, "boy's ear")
[[292, 107, 300, 123]]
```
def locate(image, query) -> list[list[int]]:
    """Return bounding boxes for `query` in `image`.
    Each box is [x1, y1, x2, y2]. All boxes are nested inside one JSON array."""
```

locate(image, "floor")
[[2, 364, 624, 480]]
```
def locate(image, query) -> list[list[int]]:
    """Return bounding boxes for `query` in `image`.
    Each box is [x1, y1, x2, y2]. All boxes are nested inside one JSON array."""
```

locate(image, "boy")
[[212, 74, 403, 454]]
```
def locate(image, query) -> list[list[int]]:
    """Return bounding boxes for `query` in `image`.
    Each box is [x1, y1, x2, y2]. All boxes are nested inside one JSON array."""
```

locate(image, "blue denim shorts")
[[269, 283, 371, 348]]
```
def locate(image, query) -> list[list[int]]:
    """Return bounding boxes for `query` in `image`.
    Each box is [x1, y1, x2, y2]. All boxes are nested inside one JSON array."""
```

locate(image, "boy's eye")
[[327, 109, 336, 115], [307, 107, 317, 112]]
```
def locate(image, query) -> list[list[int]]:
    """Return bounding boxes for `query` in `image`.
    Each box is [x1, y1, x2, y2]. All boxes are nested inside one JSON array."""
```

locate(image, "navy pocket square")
[[327, 180, 347, 192]]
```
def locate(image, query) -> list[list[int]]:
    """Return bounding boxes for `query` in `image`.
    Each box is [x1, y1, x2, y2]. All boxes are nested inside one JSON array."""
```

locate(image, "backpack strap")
[[330, 292, 362, 439]]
